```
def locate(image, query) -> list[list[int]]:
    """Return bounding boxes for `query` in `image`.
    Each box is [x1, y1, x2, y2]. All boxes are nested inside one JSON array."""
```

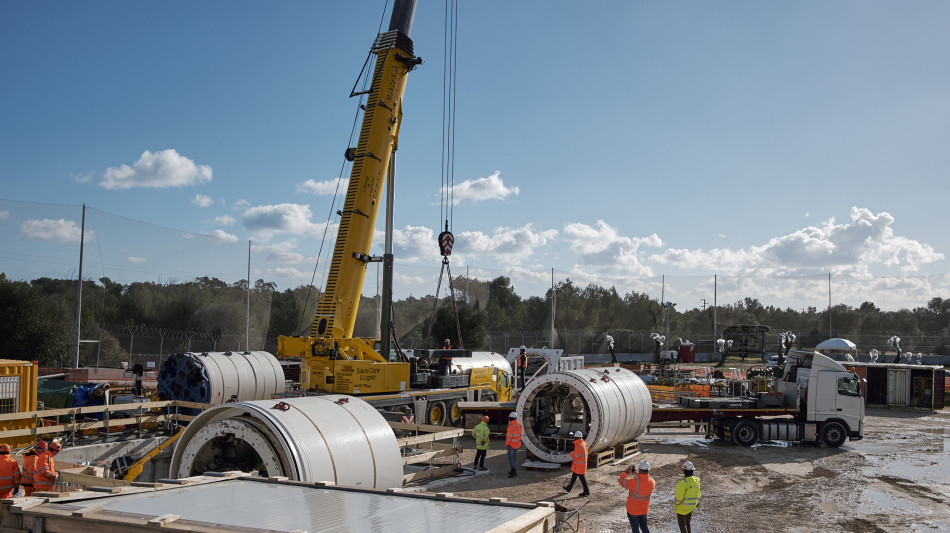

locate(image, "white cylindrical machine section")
[[170, 395, 402, 489], [448, 351, 513, 376], [516, 367, 652, 463], [157, 351, 286, 404]]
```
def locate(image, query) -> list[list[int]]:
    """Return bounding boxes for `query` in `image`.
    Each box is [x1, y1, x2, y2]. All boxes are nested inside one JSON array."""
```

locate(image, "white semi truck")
[[653, 350, 865, 447]]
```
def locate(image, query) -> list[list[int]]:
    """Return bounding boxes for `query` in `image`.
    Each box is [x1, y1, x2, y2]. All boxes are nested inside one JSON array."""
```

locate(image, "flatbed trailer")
[[651, 405, 796, 423]]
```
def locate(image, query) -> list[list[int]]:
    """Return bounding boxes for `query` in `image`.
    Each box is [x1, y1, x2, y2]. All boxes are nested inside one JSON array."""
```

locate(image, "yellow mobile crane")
[[277, 0, 512, 424]]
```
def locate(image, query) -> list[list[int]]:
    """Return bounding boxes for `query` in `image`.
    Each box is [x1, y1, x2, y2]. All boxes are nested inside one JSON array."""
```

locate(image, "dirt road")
[[416, 408, 950, 532]]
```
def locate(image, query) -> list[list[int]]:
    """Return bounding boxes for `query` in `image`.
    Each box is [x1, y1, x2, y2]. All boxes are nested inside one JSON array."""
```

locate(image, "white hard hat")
[[573, 431, 584, 438], [682, 461, 694, 470], [639, 461, 650, 471], [508, 411, 518, 418], [520, 345, 526, 350]]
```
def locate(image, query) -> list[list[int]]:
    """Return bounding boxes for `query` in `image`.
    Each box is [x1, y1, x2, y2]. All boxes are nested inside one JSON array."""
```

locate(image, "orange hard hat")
[[481, 415, 490, 422], [0, 444, 10, 453], [35, 440, 48, 450]]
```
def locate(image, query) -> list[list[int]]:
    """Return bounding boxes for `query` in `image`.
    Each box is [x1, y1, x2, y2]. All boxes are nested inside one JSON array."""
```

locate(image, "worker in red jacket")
[[0, 444, 21, 498], [619, 460, 657, 532], [562, 431, 590, 497]]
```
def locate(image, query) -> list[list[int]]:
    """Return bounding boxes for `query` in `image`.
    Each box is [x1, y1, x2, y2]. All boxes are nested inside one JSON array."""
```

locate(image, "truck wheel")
[[448, 399, 464, 427], [819, 421, 847, 448], [732, 419, 759, 447], [426, 400, 447, 426], [480, 391, 497, 402]]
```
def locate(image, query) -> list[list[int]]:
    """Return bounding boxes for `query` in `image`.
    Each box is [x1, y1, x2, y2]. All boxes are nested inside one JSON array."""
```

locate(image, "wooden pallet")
[[588, 448, 615, 468], [613, 440, 639, 459]]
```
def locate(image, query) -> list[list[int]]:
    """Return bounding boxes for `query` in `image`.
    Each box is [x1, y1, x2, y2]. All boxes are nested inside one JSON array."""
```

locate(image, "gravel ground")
[[413, 407, 950, 532]]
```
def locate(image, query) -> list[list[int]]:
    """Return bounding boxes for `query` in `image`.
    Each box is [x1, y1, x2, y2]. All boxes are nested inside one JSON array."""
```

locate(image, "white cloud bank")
[[441, 171, 519, 205], [242, 203, 328, 240], [100, 149, 212, 190], [192, 194, 214, 207], [20, 218, 94, 244], [296, 178, 348, 196], [650, 207, 943, 277]]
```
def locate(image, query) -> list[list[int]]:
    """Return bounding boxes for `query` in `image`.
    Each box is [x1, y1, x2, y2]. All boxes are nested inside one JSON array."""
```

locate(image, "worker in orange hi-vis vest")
[[505, 412, 523, 478], [0, 444, 21, 498], [31, 439, 62, 493], [517, 346, 528, 390], [21, 439, 47, 496], [562, 431, 590, 497], [620, 460, 657, 533]]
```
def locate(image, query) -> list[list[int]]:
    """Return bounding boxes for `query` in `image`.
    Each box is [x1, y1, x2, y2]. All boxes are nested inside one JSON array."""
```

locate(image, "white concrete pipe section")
[[515, 367, 652, 463], [170, 395, 403, 489], [157, 351, 286, 404]]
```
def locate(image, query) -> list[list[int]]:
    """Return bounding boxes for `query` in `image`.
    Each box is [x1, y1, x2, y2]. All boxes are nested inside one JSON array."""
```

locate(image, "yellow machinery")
[[0, 359, 40, 449], [120, 426, 186, 482], [276, 0, 511, 408]]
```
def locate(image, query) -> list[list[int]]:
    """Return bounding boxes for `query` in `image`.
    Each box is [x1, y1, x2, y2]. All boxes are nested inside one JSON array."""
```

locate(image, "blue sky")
[[1, 0, 949, 312]]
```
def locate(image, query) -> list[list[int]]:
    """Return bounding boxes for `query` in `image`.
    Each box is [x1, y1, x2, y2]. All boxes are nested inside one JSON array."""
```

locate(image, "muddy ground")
[[412, 407, 950, 532]]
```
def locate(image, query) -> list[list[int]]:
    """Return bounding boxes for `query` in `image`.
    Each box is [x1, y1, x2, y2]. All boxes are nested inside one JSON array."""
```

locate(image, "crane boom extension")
[[277, 0, 420, 393]]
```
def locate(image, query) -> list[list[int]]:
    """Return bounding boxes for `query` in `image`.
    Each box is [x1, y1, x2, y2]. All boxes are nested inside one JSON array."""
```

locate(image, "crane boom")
[[317, 0, 419, 341], [277, 0, 421, 392]]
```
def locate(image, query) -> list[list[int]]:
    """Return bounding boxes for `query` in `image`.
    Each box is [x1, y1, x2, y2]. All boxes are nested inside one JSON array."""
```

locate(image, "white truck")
[[652, 350, 865, 447]]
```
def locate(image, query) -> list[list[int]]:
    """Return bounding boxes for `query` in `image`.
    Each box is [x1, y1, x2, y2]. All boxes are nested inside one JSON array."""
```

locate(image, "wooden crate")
[[614, 440, 639, 459], [588, 448, 615, 468]]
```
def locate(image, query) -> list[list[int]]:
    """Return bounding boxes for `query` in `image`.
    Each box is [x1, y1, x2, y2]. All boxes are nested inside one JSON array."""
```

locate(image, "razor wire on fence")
[[86, 322, 948, 371]]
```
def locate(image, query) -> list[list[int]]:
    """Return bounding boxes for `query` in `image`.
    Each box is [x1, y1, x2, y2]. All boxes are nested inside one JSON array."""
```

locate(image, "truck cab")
[[776, 350, 864, 446]]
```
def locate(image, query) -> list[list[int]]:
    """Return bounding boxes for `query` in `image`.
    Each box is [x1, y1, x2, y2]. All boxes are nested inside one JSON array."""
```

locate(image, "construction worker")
[[0, 444, 21, 498], [606, 334, 618, 364], [504, 412, 523, 478], [562, 431, 590, 497], [31, 439, 61, 493], [517, 346, 528, 390], [619, 460, 657, 533], [21, 440, 46, 496], [674, 460, 702, 533], [472, 415, 490, 471], [443, 338, 452, 349]]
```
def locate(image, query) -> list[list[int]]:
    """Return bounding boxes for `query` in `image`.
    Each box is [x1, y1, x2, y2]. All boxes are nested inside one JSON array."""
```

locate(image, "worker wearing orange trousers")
[[562, 431, 590, 496], [20, 440, 47, 496], [0, 444, 21, 498], [31, 440, 61, 493], [619, 460, 657, 533]]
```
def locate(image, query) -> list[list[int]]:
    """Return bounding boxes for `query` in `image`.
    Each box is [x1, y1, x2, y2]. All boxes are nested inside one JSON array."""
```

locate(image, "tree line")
[[1, 272, 947, 368]]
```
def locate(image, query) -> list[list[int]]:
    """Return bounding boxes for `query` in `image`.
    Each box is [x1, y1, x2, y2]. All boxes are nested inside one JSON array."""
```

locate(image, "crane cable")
[[440, 0, 458, 232], [296, 2, 392, 336], [425, 0, 464, 348]]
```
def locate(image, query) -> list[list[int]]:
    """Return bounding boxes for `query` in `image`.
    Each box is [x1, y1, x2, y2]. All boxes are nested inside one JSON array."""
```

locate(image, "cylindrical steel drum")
[[170, 395, 402, 489], [516, 367, 652, 463], [157, 351, 286, 404]]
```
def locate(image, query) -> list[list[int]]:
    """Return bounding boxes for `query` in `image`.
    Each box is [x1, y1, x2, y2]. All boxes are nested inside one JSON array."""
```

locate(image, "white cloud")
[[562, 220, 660, 278], [128, 256, 147, 264], [100, 149, 212, 190], [211, 215, 236, 226], [0, 210, 9, 220], [441, 171, 519, 205], [297, 178, 348, 195], [207, 229, 239, 244], [650, 207, 943, 277], [455, 224, 558, 265], [192, 194, 214, 207], [242, 203, 327, 240], [20, 218, 94, 244], [392, 225, 439, 262]]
